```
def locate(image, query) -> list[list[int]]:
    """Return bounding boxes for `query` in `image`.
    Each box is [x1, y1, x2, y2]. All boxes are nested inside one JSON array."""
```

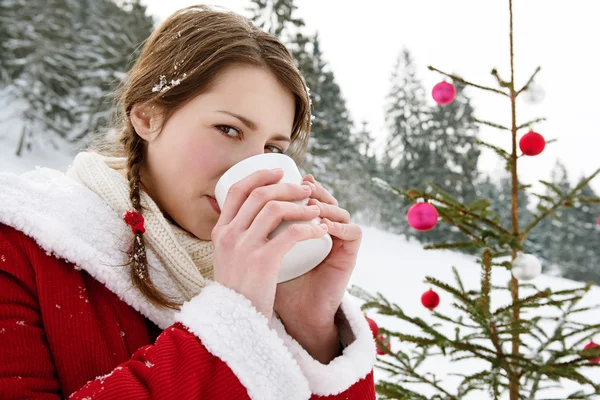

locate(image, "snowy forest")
[[0, 0, 598, 289]]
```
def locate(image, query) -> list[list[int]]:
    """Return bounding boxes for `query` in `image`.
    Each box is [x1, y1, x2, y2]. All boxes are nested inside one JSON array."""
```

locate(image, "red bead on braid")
[[123, 210, 146, 234]]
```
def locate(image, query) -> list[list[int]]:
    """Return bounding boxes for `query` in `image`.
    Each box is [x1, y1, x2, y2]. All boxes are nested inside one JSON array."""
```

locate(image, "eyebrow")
[[216, 110, 291, 142]]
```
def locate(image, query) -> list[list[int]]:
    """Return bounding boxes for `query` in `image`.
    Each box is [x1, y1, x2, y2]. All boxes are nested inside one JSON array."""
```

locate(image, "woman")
[[0, 5, 376, 399]]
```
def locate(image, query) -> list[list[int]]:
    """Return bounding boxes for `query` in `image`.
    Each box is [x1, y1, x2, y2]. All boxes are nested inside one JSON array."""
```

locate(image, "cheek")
[[181, 134, 223, 174]]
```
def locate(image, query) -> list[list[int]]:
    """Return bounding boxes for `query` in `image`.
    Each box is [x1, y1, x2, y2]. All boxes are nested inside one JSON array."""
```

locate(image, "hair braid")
[[121, 127, 180, 310]]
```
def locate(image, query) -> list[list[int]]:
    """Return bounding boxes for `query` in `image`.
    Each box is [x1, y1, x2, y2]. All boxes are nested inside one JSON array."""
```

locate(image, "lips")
[[207, 195, 221, 214]]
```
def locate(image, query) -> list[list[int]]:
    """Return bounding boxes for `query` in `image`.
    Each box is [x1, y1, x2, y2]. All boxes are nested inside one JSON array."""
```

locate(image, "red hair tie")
[[123, 210, 146, 234]]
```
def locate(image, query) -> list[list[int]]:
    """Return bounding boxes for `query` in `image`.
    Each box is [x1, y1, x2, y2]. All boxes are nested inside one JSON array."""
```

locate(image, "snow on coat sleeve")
[[272, 293, 378, 398], [0, 227, 312, 400]]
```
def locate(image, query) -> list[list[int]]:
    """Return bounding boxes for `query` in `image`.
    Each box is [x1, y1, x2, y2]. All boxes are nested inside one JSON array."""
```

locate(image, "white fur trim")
[[0, 168, 182, 329], [175, 282, 311, 400], [271, 293, 377, 396]]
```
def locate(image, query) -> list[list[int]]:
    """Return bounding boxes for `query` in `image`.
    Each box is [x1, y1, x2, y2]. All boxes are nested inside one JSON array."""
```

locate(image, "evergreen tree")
[[351, 1, 600, 398], [1, 0, 82, 155], [528, 161, 571, 268], [529, 161, 600, 284], [69, 0, 154, 143], [351, 121, 386, 226], [379, 50, 482, 245], [562, 181, 600, 284], [377, 49, 428, 234], [248, 0, 372, 216], [426, 81, 481, 205], [0, 0, 12, 85], [0, 0, 154, 154], [247, 0, 304, 39]]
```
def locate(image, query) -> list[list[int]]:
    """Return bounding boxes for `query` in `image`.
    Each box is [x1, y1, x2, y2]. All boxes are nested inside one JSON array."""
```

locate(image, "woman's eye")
[[217, 124, 284, 153], [216, 125, 241, 138], [266, 145, 284, 154]]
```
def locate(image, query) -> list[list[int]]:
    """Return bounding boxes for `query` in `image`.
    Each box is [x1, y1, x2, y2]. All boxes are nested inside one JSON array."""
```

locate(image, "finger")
[[217, 168, 284, 226], [265, 221, 329, 256], [321, 219, 362, 243], [307, 199, 350, 224], [246, 201, 321, 240], [232, 183, 313, 230], [302, 176, 338, 206]]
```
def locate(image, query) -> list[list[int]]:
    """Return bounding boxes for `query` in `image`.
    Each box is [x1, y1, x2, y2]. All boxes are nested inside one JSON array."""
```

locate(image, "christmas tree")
[[351, 1, 600, 398]]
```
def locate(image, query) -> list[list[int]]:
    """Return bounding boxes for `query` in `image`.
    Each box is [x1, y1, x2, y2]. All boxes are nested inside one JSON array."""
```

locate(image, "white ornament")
[[523, 82, 546, 105], [511, 253, 542, 281]]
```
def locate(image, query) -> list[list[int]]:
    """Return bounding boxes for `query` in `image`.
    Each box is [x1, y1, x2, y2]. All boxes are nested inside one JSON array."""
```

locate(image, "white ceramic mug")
[[214, 153, 333, 283]]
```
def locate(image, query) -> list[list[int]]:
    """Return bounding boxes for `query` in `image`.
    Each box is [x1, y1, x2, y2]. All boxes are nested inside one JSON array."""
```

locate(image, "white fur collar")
[[0, 167, 180, 329]]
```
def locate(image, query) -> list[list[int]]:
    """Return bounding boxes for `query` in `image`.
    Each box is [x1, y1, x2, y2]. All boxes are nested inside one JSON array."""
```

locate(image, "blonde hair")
[[95, 5, 312, 309]]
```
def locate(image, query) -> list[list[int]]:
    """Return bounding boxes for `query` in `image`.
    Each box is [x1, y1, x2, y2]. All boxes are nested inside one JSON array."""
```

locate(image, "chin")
[[189, 219, 217, 241]]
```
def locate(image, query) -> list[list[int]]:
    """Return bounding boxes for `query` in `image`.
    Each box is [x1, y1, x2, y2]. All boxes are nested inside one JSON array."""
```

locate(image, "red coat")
[[0, 168, 377, 399]]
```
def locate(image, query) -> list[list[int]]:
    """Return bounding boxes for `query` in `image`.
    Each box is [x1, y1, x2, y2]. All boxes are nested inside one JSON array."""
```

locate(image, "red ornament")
[[597, 216, 600, 228], [123, 210, 146, 234], [519, 131, 546, 156], [421, 289, 440, 310], [407, 203, 438, 231], [432, 81, 456, 105], [584, 342, 600, 363], [365, 315, 379, 339], [376, 334, 391, 355]]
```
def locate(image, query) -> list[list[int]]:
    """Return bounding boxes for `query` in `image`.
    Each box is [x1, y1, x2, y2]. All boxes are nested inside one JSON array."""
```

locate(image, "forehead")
[[197, 64, 296, 131]]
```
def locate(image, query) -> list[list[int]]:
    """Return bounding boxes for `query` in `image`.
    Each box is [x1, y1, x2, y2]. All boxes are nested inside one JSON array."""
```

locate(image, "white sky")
[[141, 0, 600, 194]]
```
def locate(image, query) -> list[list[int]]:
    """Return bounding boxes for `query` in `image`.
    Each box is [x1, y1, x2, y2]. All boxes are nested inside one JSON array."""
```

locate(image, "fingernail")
[[319, 223, 328, 231], [272, 168, 283, 174], [307, 182, 316, 189], [308, 205, 319, 211], [301, 184, 312, 192]]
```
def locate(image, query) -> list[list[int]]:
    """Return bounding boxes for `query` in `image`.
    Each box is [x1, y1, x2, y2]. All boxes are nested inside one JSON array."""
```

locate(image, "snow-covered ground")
[[0, 103, 75, 174], [1, 133, 599, 399]]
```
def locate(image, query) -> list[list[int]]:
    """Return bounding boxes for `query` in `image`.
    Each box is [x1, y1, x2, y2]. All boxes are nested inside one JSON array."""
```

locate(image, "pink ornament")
[[407, 203, 438, 231], [432, 81, 456, 105]]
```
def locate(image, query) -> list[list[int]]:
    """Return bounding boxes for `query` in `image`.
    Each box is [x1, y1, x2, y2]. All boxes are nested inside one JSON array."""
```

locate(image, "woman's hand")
[[212, 169, 329, 323], [274, 174, 362, 363]]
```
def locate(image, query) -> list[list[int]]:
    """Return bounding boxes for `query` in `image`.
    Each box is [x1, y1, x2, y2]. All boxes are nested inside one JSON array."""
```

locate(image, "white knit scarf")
[[66, 151, 214, 302]]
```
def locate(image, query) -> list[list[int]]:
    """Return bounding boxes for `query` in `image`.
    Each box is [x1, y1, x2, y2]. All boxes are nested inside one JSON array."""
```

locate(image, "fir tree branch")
[[452, 266, 466, 294], [522, 166, 600, 237], [428, 65, 510, 96], [424, 241, 479, 250], [379, 350, 460, 399], [419, 185, 511, 236], [516, 117, 547, 130], [516, 66, 542, 96], [492, 290, 552, 315], [578, 196, 600, 204], [438, 214, 486, 246], [377, 373, 456, 400], [491, 68, 511, 88], [527, 289, 599, 398], [473, 118, 511, 131], [476, 140, 511, 161], [538, 180, 565, 197]]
